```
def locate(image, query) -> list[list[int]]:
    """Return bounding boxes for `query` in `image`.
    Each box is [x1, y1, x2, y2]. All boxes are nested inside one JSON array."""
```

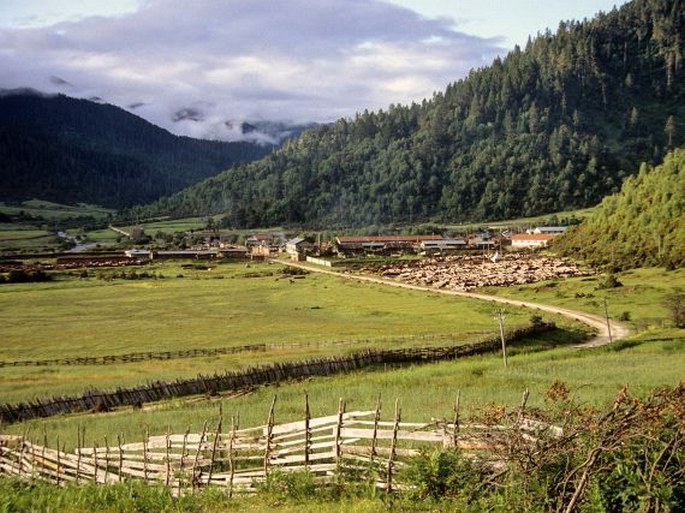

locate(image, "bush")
[[402, 449, 483, 501], [663, 287, 685, 328], [3, 269, 52, 284], [596, 274, 622, 290], [257, 470, 317, 502]]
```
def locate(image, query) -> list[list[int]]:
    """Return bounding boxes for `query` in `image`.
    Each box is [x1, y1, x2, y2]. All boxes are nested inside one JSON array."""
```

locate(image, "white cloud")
[[0, 0, 505, 141]]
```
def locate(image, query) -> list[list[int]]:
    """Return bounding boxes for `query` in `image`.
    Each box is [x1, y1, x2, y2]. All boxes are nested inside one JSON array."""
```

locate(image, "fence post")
[[452, 390, 461, 448], [207, 406, 223, 485], [165, 428, 171, 487], [104, 435, 110, 484], [335, 398, 345, 471], [41, 429, 48, 483], [517, 388, 530, 425], [93, 441, 99, 483], [304, 392, 311, 470], [191, 421, 208, 490], [76, 426, 82, 483], [117, 434, 124, 482], [264, 396, 276, 479], [228, 416, 236, 498], [386, 399, 401, 493], [178, 428, 190, 496], [56, 435, 61, 486], [143, 427, 149, 482], [371, 393, 381, 465]]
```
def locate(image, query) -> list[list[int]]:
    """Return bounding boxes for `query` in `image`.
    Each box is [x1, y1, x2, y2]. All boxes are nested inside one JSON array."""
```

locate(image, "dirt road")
[[274, 259, 630, 348]]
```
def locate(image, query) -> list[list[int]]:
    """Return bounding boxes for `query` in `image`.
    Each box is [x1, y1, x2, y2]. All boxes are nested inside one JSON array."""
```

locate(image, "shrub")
[[402, 449, 483, 501], [257, 470, 317, 502], [663, 287, 685, 328], [596, 274, 622, 290]]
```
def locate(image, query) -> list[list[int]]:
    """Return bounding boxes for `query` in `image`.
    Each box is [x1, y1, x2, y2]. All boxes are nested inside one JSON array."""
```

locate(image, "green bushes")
[[0, 269, 51, 284], [402, 449, 483, 502]]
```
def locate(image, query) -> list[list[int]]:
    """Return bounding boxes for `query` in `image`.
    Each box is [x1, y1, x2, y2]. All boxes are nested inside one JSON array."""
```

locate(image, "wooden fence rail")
[[0, 323, 555, 425], [0, 331, 482, 368], [0, 395, 562, 495]]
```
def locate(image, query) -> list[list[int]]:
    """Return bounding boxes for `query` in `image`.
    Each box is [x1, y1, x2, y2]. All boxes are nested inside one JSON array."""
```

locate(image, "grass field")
[[1, 258, 682, 457], [4, 330, 682, 450], [0, 200, 115, 252], [0, 200, 113, 221], [480, 266, 685, 334], [0, 261, 539, 404]]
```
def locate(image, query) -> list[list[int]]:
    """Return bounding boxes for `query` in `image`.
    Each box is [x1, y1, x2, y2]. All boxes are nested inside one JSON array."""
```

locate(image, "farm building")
[[510, 234, 555, 248], [420, 238, 467, 255], [335, 235, 443, 255], [285, 237, 312, 261], [529, 226, 568, 235]]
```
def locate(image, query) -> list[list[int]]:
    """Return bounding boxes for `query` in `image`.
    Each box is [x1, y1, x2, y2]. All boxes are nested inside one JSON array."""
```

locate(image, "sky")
[[0, 0, 629, 141]]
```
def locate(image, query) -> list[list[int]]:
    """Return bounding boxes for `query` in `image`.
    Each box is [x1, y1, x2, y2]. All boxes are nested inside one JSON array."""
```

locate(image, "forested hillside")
[[0, 92, 272, 208], [554, 148, 685, 270], [129, 0, 684, 228]]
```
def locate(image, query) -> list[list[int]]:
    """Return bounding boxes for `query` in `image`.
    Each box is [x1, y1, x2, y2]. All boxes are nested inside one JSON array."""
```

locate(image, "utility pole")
[[497, 308, 508, 368], [603, 298, 613, 344]]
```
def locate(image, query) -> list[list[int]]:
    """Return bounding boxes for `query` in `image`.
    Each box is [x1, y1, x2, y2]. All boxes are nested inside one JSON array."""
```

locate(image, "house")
[[510, 234, 555, 248], [124, 249, 152, 259], [154, 249, 218, 260], [335, 235, 442, 255], [285, 237, 312, 261], [245, 234, 273, 248], [420, 238, 467, 255], [529, 226, 568, 235], [468, 235, 497, 250]]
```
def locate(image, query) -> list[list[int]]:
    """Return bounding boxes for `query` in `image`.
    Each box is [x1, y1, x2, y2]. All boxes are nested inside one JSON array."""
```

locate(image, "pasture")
[[1, 260, 682, 456], [0, 260, 538, 405]]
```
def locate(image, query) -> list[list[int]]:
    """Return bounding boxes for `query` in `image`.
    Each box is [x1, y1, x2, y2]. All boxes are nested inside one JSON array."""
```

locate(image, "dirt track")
[[274, 259, 630, 348]]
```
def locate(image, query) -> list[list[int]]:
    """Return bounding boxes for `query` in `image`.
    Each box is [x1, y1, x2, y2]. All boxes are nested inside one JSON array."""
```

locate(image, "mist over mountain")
[[0, 91, 276, 208], [128, 0, 684, 229]]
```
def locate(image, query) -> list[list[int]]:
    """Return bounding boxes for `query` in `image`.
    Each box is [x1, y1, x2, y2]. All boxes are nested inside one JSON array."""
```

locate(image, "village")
[[119, 224, 569, 262]]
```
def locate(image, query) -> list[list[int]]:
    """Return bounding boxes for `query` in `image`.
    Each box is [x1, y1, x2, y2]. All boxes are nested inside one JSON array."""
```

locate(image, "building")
[[420, 238, 467, 255], [510, 234, 555, 248], [529, 226, 568, 235], [335, 235, 442, 255]]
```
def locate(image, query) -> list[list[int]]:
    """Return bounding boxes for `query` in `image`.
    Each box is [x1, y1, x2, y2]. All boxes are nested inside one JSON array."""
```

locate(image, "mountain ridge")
[[127, 0, 684, 228], [0, 90, 275, 208]]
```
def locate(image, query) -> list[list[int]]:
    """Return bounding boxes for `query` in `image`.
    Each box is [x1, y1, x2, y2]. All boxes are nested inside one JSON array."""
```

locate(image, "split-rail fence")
[[0, 394, 562, 495]]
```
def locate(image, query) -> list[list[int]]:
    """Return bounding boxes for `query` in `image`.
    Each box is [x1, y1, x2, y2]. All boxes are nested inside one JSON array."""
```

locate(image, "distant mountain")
[[129, 0, 684, 228], [554, 148, 685, 270], [0, 90, 274, 208]]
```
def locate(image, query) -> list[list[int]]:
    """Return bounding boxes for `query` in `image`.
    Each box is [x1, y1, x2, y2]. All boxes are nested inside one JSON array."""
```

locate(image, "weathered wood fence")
[[0, 323, 555, 425], [0, 394, 562, 495], [0, 331, 482, 368]]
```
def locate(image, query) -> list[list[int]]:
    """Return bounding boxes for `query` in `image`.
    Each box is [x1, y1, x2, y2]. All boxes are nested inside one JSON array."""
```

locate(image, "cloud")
[[0, 0, 505, 141]]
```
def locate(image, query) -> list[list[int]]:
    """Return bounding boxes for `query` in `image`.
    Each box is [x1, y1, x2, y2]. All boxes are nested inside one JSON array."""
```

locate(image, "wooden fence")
[[0, 323, 555, 425], [0, 395, 562, 495], [0, 331, 483, 368]]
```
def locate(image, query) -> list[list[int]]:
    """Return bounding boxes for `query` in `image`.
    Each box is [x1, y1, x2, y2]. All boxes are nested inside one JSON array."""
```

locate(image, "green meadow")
[[5, 331, 682, 451], [2, 260, 683, 451], [0, 261, 537, 404]]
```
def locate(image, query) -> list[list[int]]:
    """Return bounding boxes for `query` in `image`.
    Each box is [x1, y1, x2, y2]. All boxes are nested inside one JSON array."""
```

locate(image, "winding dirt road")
[[274, 259, 630, 348]]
